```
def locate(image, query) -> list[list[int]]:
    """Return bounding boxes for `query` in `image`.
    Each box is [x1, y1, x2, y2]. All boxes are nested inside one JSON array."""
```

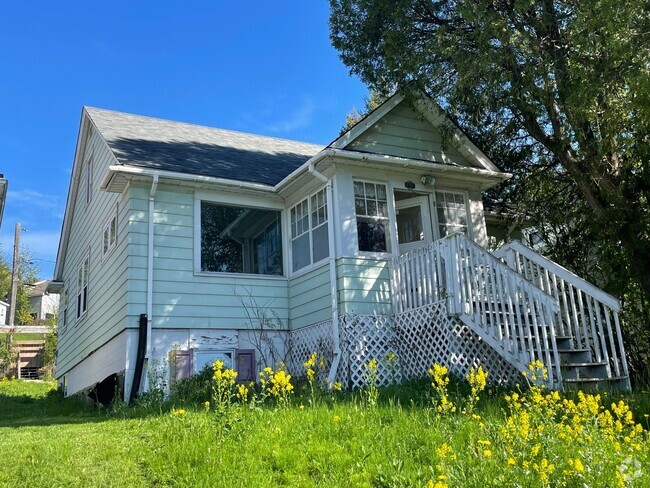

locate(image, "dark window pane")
[[357, 218, 388, 252]]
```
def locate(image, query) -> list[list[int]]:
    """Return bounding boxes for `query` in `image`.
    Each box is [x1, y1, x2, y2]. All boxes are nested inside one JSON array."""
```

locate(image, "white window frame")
[[61, 288, 68, 332], [193, 192, 287, 279], [433, 190, 472, 240], [85, 157, 93, 205], [102, 207, 118, 259], [289, 187, 329, 275], [353, 179, 392, 256], [76, 252, 89, 321]]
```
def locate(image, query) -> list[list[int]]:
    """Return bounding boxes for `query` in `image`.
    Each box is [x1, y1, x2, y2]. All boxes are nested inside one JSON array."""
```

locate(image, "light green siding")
[[126, 186, 289, 329], [289, 264, 331, 329], [56, 127, 130, 377], [336, 258, 392, 315], [349, 101, 472, 167]]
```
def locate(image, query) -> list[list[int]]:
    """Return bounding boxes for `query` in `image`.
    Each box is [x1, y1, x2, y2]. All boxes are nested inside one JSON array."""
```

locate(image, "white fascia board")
[[53, 109, 93, 281], [329, 92, 406, 149], [101, 165, 277, 195], [412, 98, 501, 173], [328, 149, 511, 187]]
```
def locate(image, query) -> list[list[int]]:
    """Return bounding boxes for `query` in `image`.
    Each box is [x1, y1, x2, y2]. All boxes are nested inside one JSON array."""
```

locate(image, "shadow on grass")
[[0, 385, 177, 429]]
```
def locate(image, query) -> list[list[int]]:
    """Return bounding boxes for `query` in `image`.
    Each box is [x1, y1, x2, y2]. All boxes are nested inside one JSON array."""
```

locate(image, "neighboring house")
[[0, 301, 8, 326], [26, 280, 59, 322], [51, 91, 630, 401]]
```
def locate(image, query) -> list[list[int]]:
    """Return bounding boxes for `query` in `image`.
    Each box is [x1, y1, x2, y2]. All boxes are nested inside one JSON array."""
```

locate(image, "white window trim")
[[193, 192, 287, 278], [288, 186, 330, 276], [60, 288, 68, 333], [353, 178, 394, 257], [101, 206, 118, 260], [432, 189, 472, 241], [85, 157, 93, 205], [76, 251, 90, 322]]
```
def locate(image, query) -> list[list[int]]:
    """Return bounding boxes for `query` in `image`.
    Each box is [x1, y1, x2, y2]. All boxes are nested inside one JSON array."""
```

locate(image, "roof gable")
[[85, 107, 324, 186], [330, 91, 500, 173]]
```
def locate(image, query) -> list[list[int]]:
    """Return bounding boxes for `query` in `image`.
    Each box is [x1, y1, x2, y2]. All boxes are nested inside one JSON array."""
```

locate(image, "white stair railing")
[[392, 233, 562, 388], [493, 241, 629, 385]]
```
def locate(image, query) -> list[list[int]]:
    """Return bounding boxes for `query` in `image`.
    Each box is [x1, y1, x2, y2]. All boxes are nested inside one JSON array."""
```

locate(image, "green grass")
[[0, 378, 648, 487]]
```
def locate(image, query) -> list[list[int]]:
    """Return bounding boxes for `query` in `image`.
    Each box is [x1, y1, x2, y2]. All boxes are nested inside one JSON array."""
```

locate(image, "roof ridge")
[[83, 106, 325, 149]]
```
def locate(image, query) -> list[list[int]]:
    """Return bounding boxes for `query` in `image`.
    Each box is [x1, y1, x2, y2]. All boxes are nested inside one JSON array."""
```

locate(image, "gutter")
[[142, 174, 158, 391], [307, 163, 341, 386]]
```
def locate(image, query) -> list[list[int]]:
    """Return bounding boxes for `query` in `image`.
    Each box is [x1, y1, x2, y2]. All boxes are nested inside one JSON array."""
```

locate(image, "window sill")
[[193, 271, 287, 281]]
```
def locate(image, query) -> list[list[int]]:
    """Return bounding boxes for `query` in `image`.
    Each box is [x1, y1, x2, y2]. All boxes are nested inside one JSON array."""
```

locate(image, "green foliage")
[[0, 373, 648, 487], [341, 89, 388, 133], [329, 0, 650, 377], [0, 245, 40, 325]]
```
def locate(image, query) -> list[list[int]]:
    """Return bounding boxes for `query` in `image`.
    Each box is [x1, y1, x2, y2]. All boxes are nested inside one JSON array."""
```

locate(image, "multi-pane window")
[[435, 191, 469, 237], [290, 188, 329, 272], [354, 181, 390, 253], [201, 202, 283, 275], [77, 254, 89, 320], [102, 211, 117, 257]]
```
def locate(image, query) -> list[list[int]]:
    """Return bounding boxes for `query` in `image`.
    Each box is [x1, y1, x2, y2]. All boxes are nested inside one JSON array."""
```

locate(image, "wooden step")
[[564, 375, 630, 393], [561, 360, 610, 379]]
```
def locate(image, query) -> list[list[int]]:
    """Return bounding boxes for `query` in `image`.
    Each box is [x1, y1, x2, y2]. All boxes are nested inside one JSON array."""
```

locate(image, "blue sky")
[[0, 2, 367, 279]]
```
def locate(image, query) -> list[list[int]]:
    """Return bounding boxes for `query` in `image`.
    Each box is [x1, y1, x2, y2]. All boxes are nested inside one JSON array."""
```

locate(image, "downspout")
[[142, 174, 158, 391], [308, 163, 341, 385]]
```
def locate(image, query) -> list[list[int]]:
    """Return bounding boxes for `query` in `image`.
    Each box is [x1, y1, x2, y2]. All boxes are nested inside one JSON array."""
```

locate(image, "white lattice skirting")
[[286, 301, 520, 389]]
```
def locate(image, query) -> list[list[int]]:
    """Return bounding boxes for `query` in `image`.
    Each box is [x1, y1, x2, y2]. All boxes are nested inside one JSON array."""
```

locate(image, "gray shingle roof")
[[85, 107, 325, 186]]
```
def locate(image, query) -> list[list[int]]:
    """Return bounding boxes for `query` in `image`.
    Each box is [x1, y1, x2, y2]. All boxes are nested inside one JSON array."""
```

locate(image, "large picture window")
[[354, 180, 390, 253], [290, 188, 329, 272], [201, 202, 283, 275], [435, 191, 469, 237]]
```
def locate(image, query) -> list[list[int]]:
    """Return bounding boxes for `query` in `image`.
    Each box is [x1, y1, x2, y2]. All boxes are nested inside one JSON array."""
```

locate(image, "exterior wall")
[[337, 258, 392, 315], [56, 127, 130, 381], [288, 264, 331, 329], [348, 101, 472, 167], [64, 330, 129, 397], [0, 301, 6, 325], [127, 185, 289, 330], [29, 293, 59, 320]]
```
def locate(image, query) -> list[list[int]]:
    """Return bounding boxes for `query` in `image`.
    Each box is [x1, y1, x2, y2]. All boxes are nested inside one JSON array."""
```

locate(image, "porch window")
[[77, 254, 89, 320], [435, 191, 469, 237], [354, 181, 390, 253], [200, 202, 283, 275], [290, 188, 329, 272]]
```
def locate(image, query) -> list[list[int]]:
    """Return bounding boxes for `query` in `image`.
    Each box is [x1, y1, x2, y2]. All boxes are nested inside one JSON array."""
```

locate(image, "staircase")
[[392, 234, 630, 391]]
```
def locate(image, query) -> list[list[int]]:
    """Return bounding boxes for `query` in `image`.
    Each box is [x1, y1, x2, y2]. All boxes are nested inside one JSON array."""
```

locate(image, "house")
[[50, 91, 630, 401], [0, 301, 8, 326], [26, 280, 59, 322]]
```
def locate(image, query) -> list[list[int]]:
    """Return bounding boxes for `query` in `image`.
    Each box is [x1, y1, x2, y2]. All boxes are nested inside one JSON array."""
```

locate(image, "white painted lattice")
[[339, 314, 402, 388], [394, 302, 520, 385], [286, 320, 334, 380]]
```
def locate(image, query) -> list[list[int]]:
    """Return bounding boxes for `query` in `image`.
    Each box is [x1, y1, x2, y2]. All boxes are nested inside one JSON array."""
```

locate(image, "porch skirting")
[[287, 301, 520, 389]]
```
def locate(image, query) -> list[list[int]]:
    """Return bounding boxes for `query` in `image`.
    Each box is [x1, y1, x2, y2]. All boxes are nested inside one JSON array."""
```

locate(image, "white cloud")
[[7, 189, 65, 220], [263, 97, 316, 134]]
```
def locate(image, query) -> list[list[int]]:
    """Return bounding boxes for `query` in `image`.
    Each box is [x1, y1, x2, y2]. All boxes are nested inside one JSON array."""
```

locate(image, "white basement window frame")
[[434, 190, 470, 238], [354, 180, 391, 254], [102, 207, 118, 259], [76, 252, 89, 321], [289, 187, 329, 274]]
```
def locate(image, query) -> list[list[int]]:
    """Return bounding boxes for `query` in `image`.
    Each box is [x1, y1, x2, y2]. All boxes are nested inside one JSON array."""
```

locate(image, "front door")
[[396, 196, 433, 254]]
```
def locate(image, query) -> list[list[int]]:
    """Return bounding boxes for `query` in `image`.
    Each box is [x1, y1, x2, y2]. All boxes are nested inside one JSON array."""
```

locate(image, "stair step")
[[561, 361, 610, 380], [564, 375, 630, 393]]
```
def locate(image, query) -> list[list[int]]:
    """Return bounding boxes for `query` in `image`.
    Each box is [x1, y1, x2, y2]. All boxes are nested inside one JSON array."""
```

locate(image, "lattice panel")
[[394, 302, 454, 380], [339, 314, 402, 388], [286, 320, 334, 380]]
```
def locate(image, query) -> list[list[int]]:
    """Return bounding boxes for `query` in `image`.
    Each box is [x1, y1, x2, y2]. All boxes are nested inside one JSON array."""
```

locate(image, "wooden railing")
[[392, 234, 562, 388], [493, 241, 629, 382]]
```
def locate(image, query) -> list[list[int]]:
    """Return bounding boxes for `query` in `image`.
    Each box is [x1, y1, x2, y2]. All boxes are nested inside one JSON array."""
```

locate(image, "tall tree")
[[330, 0, 650, 301]]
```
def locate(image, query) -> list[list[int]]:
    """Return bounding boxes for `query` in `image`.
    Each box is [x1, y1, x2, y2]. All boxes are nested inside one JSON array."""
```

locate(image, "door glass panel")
[[397, 205, 424, 244]]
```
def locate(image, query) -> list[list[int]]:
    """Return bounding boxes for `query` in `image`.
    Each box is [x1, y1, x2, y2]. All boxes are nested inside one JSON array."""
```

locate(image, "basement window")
[[200, 202, 283, 275]]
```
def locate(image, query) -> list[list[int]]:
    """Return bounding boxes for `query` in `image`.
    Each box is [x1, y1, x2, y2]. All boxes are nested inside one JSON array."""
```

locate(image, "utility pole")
[[8, 222, 20, 378]]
